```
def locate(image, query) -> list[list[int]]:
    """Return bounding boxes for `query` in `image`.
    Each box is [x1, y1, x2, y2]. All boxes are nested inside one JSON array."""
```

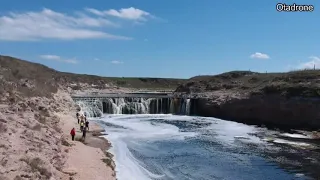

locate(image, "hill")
[[176, 70, 320, 97], [0, 55, 186, 101], [175, 71, 320, 130]]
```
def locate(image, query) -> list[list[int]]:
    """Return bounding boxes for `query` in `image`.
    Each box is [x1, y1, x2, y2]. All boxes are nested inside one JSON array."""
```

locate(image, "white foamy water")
[[272, 139, 312, 147], [201, 118, 265, 146], [100, 114, 199, 180], [280, 133, 312, 139], [95, 115, 278, 180], [89, 114, 315, 180]]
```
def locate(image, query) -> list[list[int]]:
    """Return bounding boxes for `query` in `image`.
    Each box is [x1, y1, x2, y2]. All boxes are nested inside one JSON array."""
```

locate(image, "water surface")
[[94, 114, 318, 180]]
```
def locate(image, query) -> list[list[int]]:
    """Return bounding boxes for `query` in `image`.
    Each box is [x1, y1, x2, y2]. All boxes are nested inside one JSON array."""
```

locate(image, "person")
[[80, 119, 84, 132], [85, 120, 89, 131], [70, 128, 76, 141], [76, 112, 80, 124], [82, 126, 87, 140]]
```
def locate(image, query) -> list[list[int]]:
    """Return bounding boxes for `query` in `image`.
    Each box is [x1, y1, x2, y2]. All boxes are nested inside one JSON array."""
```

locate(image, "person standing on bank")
[[70, 127, 76, 141], [82, 126, 87, 141], [76, 112, 80, 124], [80, 119, 84, 132], [85, 120, 89, 131]]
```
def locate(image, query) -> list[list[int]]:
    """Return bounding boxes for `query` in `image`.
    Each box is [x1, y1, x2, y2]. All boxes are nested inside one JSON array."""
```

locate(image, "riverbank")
[[58, 103, 116, 180]]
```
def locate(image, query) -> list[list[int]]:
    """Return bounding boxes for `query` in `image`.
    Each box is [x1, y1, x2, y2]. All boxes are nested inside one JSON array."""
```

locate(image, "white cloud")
[[39, 55, 60, 60], [85, 8, 105, 16], [250, 52, 270, 59], [86, 7, 152, 21], [0, 8, 132, 41], [40, 54, 78, 64], [297, 56, 320, 69], [110, 60, 123, 64]]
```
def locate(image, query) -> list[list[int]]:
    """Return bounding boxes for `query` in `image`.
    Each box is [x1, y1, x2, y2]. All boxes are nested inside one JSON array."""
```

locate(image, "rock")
[[62, 168, 77, 176], [311, 131, 320, 139], [176, 71, 320, 130], [195, 95, 320, 129]]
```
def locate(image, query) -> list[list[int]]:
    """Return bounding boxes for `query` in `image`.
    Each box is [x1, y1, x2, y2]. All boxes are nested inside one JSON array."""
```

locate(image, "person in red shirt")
[[70, 128, 76, 141]]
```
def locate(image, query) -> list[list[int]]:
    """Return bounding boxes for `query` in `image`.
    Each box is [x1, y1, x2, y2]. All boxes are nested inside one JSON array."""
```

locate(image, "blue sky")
[[0, 0, 319, 78]]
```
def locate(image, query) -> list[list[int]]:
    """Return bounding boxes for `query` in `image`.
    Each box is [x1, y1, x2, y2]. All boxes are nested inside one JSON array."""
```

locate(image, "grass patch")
[[0, 122, 8, 133], [0, 175, 9, 180], [61, 138, 71, 147], [14, 176, 23, 180], [91, 131, 102, 136], [31, 124, 41, 131], [53, 124, 62, 133], [102, 158, 115, 171], [20, 157, 52, 179], [105, 151, 114, 159]]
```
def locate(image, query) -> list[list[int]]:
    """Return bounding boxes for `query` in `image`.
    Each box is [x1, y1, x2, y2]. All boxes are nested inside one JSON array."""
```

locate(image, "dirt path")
[[59, 113, 115, 180]]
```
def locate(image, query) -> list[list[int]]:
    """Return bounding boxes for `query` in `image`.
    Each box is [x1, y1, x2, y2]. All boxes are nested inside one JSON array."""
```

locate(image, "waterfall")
[[76, 100, 103, 118], [102, 97, 153, 114], [186, 99, 191, 115], [73, 97, 195, 117]]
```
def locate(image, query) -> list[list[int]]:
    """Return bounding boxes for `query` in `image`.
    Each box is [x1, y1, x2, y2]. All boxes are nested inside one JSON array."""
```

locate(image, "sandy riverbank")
[[0, 89, 116, 180], [58, 112, 116, 180]]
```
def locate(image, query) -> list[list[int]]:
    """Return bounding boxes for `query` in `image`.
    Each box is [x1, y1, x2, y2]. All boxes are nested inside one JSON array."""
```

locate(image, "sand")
[[59, 113, 115, 180]]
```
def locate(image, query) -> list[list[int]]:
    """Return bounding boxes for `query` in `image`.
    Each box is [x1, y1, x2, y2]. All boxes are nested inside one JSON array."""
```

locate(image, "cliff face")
[[175, 71, 320, 130]]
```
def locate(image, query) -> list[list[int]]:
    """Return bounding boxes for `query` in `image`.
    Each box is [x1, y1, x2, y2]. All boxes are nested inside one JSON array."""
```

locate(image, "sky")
[[0, 0, 319, 78]]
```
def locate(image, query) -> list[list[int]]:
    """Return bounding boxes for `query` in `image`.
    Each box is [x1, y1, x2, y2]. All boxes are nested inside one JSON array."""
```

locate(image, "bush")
[[31, 124, 41, 131], [20, 157, 52, 179], [102, 158, 114, 170], [61, 138, 71, 147], [0, 123, 8, 133]]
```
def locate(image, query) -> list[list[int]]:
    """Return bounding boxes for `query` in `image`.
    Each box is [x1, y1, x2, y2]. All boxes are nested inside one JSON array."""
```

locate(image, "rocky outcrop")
[[176, 70, 320, 130], [0, 92, 75, 180], [195, 94, 320, 130]]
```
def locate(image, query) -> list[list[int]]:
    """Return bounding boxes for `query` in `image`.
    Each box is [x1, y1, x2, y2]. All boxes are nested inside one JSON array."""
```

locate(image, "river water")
[[93, 114, 319, 180]]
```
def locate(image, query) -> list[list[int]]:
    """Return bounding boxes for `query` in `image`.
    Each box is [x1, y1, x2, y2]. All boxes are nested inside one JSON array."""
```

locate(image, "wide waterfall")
[[76, 100, 103, 117], [75, 97, 195, 117]]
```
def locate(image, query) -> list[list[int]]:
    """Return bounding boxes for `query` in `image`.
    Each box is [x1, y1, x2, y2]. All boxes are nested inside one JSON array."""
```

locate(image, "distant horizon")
[[3, 54, 319, 80], [0, 0, 319, 78]]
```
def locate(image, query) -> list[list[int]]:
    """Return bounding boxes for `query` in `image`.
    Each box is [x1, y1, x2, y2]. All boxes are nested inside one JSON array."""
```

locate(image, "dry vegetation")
[[0, 55, 185, 101], [176, 70, 320, 98]]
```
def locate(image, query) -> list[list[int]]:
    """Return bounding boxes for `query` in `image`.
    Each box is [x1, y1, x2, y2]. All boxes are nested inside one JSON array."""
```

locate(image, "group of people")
[[70, 111, 90, 141]]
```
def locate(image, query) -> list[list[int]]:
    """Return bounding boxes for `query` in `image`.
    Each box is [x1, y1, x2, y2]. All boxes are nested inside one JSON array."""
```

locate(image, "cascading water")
[[73, 97, 193, 117], [75, 100, 103, 117], [104, 98, 151, 114], [186, 99, 191, 115]]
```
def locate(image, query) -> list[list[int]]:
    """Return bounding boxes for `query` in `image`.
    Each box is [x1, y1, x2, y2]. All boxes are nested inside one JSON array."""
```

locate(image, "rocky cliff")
[[175, 71, 320, 130]]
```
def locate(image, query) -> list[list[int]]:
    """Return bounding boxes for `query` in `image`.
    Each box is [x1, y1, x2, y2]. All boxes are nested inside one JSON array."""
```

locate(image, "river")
[[92, 114, 319, 180]]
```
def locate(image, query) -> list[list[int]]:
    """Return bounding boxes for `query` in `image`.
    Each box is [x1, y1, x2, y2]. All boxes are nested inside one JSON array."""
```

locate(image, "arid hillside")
[[0, 55, 186, 101], [175, 71, 320, 130], [176, 70, 320, 98], [0, 55, 185, 180]]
